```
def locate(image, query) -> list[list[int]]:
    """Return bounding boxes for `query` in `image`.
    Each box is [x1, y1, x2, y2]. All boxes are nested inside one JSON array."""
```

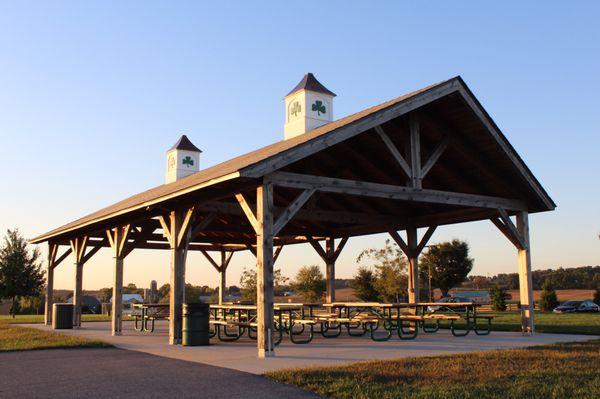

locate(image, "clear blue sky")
[[0, 2, 598, 290]]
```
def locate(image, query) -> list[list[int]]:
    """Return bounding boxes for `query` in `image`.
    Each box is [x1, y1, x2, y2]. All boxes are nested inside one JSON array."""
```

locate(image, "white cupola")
[[284, 73, 336, 140], [165, 134, 202, 184]]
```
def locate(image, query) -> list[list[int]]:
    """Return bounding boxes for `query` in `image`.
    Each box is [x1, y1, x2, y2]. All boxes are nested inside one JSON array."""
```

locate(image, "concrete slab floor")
[[23, 321, 598, 374]]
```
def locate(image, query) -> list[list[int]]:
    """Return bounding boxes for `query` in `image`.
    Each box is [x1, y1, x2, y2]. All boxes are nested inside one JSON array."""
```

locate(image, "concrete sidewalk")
[[0, 348, 319, 399], [24, 321, 598, 374]]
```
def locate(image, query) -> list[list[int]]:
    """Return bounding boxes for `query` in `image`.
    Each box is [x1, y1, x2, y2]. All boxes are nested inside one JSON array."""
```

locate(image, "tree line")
[[466, 266, 600, 291]]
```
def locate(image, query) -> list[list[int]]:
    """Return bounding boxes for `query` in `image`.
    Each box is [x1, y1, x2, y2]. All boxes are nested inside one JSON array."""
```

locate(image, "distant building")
[[110, 293, 144, 314], [67, 295, 101, 314], [452, 289, 491, 304]]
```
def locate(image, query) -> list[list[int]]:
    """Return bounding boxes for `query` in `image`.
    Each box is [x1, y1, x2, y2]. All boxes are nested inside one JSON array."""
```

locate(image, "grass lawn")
[[268, 339, 600, 399], [0, 319, 111, 352], [443, 311, 600, 335], [0, 314, 130, 324]]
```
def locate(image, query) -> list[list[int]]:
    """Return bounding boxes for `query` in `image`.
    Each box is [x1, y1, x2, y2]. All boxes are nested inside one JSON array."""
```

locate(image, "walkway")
[[0, 347, 319, 399], [25, 321, 597, 374]]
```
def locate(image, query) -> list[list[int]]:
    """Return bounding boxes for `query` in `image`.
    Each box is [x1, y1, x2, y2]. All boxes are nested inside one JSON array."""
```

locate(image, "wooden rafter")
[[235, 193, 259, 233], [421, 138, 449, 178], [272, 189, 315, 235], [389, 226, 437, 258], [375, 125, 411, 177], [491, 209, 526, 250], [69, 236, 89, 264]]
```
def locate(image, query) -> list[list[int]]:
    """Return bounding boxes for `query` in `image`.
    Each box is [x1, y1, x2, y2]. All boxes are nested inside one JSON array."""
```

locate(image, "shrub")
[[490, 284, 509, 311], [539, 281, 559, 311], [351, 267, 380, 302]]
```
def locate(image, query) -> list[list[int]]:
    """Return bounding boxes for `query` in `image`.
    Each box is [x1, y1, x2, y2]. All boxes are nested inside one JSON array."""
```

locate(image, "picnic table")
[[132, 303, 169, 332], [320, 302, 488, 340]]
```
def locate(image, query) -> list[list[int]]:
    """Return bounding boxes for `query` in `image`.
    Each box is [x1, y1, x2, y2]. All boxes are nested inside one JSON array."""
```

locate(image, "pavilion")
[[31, 75, 555, 358]]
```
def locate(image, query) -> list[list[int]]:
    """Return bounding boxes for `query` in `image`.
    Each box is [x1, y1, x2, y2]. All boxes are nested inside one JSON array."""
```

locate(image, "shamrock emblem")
[[312, 100, 326, 116], [291, 101, 301, 117], [182, 156, 194, 166]]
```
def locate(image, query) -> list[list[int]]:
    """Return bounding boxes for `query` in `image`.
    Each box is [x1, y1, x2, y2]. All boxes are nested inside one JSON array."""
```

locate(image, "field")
[[449, 311, 600, 335], [0, 318, 110, 352], [268, 339, 600, 399]]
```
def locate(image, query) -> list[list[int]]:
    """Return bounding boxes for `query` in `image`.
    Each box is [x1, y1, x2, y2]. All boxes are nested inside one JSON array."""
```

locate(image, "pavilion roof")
[[31, 76, 555, 245]]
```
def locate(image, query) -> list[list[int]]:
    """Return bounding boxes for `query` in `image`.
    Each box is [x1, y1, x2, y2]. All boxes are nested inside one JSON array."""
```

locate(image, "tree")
[[420, 239, 474, 297], [98, 287, 113, 303], [0, 229, 45, 317], [123, 283, 139, 294], [593, 286, 600, 305], [490, 284, 509, 311], [158, 283, 170, 303], [291, 265, 325, 302], [356, 239, 408, 302], [239, 267, 288, 302], [351, 266, 380, 301], [539, 281, 559, 311]]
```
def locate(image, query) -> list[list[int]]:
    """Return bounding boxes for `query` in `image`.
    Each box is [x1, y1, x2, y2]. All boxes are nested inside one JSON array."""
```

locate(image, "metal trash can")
[[52, 303, 74, 329], [182, 303, 210, 346]]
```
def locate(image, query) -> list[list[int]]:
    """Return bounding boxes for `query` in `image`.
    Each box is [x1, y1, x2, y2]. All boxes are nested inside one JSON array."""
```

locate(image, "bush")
[[291, 265, 325, 302], [351, 267, 380, 302], [490, 284, 509, 311], [539, 281, 559, 311]]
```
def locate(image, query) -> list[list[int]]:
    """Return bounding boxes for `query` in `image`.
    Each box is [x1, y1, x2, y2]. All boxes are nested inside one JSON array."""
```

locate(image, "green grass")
[[443, 311, 600, 335], [0, 314, 130, 324], [268, 339, 600, 399], [0, 319, 111, 352]]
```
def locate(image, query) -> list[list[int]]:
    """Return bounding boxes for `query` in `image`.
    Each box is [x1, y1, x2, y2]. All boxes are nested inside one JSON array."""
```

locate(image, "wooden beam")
[[177, 207, 196, 248], [273, 245, 283, 264], [421, 138, 449, 178], [200, 249, 221, 271], [374, 125, 411, 177], [158, 215, 173, 247], [416, 226, 437, 255], [267, 171, 527, 211], [497, 209, 526, 249], [331, 237, 348, 263], [388, 230, 411, 257], [235, 193, 259, 233], [309, 238, 327, 261], [53, 247, 73, 268], [272, 189, 315, 236], [490, 217, 525, 250]]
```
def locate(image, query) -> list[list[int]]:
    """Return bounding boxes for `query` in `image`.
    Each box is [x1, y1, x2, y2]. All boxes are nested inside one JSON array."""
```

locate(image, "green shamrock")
[[182, 156, 194, 166], [312, 100, 326, 116], [291, 101, 301, 117]]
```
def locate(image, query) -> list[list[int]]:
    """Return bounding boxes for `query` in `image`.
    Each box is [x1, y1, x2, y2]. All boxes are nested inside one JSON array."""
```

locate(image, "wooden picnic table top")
[[322, 302, 480, 308], [132, 303, 170, 308]]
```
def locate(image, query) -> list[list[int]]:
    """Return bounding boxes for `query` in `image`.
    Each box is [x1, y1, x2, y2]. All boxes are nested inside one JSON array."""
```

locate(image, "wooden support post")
[[409, 114, 422, 189], [256, 181, 275, 358], [309, 237, 348, 303], [159, 207, 195, 345], [390, 226, 436, 304], [517, 211, 534, 334], [69, 236, 88, 327], [106, 225, 131, 336], [325, 238, 335, 303], [45, 245, 71, 326], [44, 243, 57, 325], [406, 227, 419, 304]]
